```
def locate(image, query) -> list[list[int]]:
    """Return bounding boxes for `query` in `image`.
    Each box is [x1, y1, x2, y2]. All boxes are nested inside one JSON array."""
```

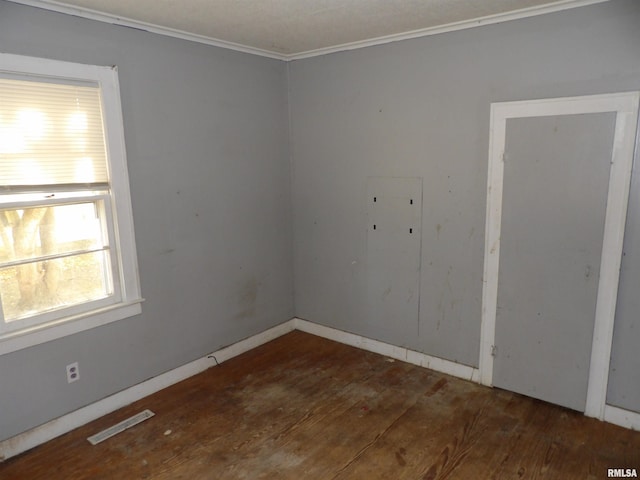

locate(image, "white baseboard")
[[0, 319, 296, 462], [3, 317, 638, 461], [292, 318, 480, 382], [604, 404, 640, 431], [292, 319, 640, 431]]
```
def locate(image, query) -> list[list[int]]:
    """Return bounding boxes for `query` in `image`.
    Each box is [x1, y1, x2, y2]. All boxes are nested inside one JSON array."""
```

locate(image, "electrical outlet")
[[66, 362, 80, 383]]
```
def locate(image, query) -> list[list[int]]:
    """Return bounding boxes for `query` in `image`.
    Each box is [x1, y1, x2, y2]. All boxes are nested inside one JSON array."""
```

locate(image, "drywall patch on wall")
[[366, 177, 422, 347]]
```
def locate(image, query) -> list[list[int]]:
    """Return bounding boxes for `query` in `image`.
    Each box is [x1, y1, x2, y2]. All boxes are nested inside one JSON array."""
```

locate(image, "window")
[[0, 54, 142, 354]]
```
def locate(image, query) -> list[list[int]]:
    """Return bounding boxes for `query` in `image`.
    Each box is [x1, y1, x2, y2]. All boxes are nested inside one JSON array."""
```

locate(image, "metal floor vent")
[[87, 409, 155, 445]]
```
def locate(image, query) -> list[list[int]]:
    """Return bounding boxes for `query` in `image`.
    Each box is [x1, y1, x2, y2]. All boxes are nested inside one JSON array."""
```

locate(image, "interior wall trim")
[[7, 0, 610, 61], [605, 405, 640, 431], [480, 92, 640, 420], [2, 316, 637, 462], [293, 318, 480, 381], [5, 0, 289, 60], [0, 320, 296, 462], [286, 0, 609, 60]]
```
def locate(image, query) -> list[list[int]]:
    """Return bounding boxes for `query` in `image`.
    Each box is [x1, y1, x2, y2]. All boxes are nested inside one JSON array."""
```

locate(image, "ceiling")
[[13, 0, 607, 59]]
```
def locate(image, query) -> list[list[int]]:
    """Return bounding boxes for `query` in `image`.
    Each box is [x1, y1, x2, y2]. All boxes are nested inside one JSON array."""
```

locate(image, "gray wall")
[[0, 1, 293, 440], [288, 0, 640, 410], [2, 0, 640, 442]]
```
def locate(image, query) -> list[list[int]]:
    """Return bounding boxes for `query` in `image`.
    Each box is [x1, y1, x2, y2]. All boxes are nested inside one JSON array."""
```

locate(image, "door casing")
[[479, 92, 640, 419]]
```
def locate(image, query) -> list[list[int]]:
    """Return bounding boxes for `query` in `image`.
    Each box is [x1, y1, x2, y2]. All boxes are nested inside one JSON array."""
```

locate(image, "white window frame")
[[0, 53, 143, 355]]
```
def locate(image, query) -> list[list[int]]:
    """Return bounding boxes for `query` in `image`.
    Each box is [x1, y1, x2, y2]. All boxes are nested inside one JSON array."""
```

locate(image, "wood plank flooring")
[[1, 330, 639, 479]]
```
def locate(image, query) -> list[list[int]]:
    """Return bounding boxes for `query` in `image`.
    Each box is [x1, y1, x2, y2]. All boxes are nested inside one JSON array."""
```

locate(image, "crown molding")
[[6, 0, 289, 60], [7, 0, 610, 61], [288, 0, 610, 60]]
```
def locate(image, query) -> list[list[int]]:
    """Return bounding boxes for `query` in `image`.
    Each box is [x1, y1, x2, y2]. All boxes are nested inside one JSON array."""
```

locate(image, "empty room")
[[1, 0, 640, 478]]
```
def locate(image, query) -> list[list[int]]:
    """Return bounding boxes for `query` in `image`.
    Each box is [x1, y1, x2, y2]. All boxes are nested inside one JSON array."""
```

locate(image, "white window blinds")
[[0, 77, 109, 186]]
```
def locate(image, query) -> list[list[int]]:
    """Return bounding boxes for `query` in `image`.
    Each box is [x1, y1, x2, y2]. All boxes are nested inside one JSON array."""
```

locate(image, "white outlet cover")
[[66, 362, 80, 383]]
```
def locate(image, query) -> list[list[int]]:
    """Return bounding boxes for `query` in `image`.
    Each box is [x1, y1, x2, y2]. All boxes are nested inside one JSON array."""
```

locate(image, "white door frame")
[[479, 91, 640, 419]]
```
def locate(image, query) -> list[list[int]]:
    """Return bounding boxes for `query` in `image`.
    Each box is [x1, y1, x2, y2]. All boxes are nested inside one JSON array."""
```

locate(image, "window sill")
[[0, 299, 144, 356]]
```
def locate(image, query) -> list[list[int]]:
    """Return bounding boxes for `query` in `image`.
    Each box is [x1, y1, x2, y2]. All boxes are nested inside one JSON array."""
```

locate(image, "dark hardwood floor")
[[1, 330, 639, 479]]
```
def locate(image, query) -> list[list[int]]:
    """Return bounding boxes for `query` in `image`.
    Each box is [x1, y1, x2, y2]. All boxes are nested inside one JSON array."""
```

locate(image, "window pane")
[[0, 54, 142, 351], [0, 202, 107, 263], [0, 250, 112, 321], [0, 78, 108, 185]]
